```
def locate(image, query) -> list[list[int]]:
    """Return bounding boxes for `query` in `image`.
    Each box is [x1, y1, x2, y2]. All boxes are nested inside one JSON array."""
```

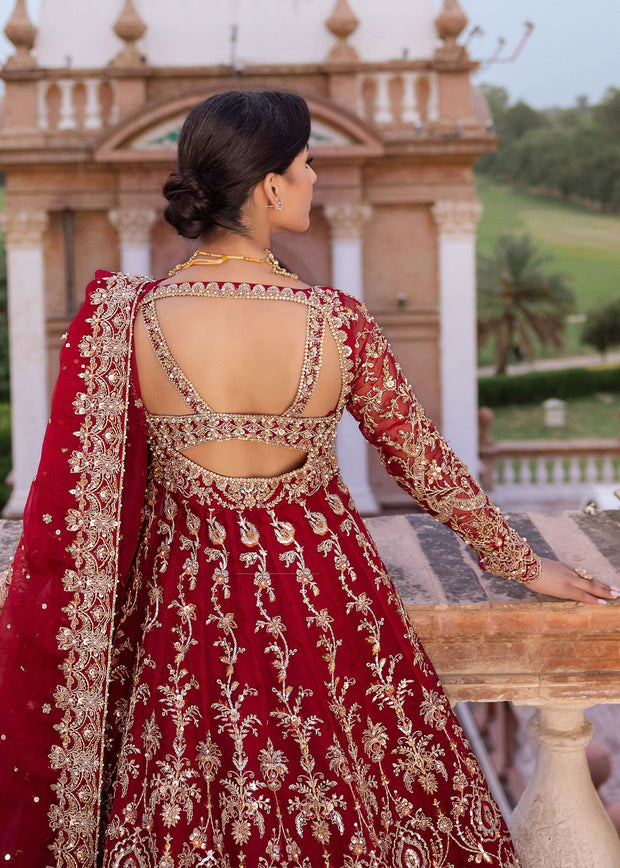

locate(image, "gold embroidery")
[[347, 300, 541, 584], [57, 279, 522, 866], [49, 273, 150, 868]]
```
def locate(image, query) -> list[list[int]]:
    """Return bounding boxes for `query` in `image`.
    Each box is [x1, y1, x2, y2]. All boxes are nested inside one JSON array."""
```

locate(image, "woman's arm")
[[344, 297, 617, 605]]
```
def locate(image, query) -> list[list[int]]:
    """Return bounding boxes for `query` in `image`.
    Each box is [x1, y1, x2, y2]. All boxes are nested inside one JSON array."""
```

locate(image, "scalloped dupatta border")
[[48, 273, 150, 868]]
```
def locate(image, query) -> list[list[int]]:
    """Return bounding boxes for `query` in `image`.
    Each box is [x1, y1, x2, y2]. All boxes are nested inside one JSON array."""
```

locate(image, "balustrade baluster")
[[37, 81, 49, 130], [84, 79, 102, 130], [601, 455, 614, 484], [551, 456, 564, 485], [109, 81, 120, 125], [568, 455, 582, 484], [401, 73, 418, 123], [532, 457, 545, 485], [504, 458, 517, 486], [511, 705, 620, 867], [374, 75, 392, 124], [584, 456, 598, 484], [57, 79, 76, 130]]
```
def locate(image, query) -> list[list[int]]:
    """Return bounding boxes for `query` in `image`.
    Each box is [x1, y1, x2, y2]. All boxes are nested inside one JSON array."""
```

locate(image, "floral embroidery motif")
[[42, 278, 527, 867], [346, 299, 541, 584], [97, 282, 524, 867]]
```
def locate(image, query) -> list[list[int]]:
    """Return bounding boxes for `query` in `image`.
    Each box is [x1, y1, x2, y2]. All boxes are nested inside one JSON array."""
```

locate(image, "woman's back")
[[134, 279, 343, 479]]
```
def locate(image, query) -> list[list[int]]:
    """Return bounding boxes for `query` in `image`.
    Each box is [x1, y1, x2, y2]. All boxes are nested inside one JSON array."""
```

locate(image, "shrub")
[[479, 365, 620, 407], [582, 298, 620, 354]]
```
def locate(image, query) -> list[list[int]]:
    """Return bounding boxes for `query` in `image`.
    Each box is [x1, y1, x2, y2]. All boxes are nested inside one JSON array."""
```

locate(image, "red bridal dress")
[[0, 273, 539, 868]]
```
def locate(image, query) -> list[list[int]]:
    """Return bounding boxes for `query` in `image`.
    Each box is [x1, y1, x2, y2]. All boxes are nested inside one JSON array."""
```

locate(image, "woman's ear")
[[262, 172, 281, 210]]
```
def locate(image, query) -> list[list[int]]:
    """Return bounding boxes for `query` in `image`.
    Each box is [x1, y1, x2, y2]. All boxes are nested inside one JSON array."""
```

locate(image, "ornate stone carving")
[[323, 203, 372, 241], [325, 0, 359, 64], [3, 0, 37, 68], [109, 207, 157, 246], [432, 200, 482, 235], [0, 209, 49, 247], [112, 0, 147, 67]]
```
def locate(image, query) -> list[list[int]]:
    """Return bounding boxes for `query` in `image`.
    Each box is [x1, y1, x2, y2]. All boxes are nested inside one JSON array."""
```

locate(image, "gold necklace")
[[168, 248, 298, 280]]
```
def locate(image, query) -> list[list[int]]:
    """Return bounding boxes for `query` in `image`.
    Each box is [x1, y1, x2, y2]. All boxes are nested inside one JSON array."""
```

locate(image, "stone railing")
[[2, 510, 619, 867], [357, 69, 440, 128], [36, 75, 119, 132], [479, 438, 620, 511], [22, 66, 476, 139], [367, 509, 620, 868]]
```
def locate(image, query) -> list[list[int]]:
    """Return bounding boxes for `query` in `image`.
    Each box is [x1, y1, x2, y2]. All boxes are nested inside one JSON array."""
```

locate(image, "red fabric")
[[0, 272, 150, 867], [0, 277, 527, 867]]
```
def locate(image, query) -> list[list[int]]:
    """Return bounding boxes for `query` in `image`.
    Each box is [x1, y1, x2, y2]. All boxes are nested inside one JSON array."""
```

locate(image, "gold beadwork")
[[168, 248, 298, 281], [139, 281, 339, 509]]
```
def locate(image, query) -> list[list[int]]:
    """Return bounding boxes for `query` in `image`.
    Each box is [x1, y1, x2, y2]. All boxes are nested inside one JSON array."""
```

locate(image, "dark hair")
[[163, 90, 311, 238]]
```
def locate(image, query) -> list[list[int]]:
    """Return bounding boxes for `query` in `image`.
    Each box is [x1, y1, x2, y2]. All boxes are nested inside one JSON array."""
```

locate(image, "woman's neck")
[[199, 228, 271, 259]]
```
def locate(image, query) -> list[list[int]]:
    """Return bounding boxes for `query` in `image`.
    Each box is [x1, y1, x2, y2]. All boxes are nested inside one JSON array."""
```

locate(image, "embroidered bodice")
[[138, 279, 541, 583], [140, 281, 342, 459]]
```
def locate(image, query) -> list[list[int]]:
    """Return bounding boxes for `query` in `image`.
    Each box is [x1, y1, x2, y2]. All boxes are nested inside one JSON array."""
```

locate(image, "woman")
[[0, 90, 615, 868]]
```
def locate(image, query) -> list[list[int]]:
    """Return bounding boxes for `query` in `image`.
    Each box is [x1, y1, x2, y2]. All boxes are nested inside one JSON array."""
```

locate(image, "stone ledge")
[[366, 510, 620, 706]]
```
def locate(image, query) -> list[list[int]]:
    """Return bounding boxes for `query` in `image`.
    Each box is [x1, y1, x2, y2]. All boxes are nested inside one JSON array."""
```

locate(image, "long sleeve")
[[344, 297, 541, 583]]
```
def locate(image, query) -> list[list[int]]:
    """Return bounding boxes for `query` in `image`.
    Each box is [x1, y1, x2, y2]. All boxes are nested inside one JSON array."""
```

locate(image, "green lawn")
[[476, 177, 620, 312], [475, 177, 620, 367], [488, 392, 620, 441]]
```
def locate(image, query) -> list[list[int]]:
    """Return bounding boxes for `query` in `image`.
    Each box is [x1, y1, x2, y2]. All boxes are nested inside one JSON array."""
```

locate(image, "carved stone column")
[[432, 200, 482, 475], [109, 207, 157, 276], [1, 209, 49, 517], [324, 203, 378, 514], [510, 705, 620, 867]]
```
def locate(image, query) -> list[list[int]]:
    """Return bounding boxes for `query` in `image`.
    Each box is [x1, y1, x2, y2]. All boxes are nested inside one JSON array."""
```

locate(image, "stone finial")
[[325, 0, 359, 64], [3, 0, 37, 68], [435, 0, 468, 61], [112, 0, 147, 67]]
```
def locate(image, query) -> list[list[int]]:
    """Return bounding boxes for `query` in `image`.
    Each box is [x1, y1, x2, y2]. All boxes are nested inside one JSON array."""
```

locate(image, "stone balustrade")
[[3, 509, 618, 866], [480, 438, 620, 511], [36, 76, 119, 132], [357, 70, 439, 127], [11, 66, 480, 139]]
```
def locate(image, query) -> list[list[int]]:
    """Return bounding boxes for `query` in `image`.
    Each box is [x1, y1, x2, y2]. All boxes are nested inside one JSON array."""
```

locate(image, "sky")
[[0, 0, 618, 109], [462, 0, 620, 108]]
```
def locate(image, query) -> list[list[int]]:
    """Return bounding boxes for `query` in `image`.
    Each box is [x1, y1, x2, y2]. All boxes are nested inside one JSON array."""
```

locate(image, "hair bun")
[[163, 168, 216, 239]]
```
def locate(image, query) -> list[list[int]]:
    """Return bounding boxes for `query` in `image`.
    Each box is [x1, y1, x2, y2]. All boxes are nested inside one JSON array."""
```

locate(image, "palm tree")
[[477, 234, 575, 374]]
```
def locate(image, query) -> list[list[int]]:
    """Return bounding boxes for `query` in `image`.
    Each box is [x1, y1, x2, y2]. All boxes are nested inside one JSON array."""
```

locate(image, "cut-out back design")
[[139, 282, 343, 494]]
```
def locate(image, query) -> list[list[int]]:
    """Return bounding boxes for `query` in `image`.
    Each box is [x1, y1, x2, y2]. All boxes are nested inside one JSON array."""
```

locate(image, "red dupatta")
[[0, 272, 152, 867]]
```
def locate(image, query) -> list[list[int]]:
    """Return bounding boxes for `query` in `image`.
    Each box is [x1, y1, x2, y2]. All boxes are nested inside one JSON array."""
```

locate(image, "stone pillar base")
[[510, 705, 620, 868]]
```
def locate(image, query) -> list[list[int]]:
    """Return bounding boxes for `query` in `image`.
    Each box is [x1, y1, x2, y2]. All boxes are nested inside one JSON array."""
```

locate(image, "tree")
[[500, 100, 548, 140], [479, 84, 510, 124], [477, 235, 575, 374], [582, 298, 620, 356], [595, 87, 620, 138]]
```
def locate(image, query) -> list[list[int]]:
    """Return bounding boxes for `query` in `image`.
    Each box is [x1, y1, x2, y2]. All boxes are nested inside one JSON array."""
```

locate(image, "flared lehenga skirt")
[[101, 451, 520, 868]]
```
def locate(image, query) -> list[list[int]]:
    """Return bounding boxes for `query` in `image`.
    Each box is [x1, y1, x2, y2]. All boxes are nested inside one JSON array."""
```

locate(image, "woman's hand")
[[524, 556, 620, 605]]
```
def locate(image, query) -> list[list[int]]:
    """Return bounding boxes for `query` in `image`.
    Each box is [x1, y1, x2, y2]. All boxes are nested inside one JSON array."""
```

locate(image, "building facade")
[[0, 0, 493, 516]]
